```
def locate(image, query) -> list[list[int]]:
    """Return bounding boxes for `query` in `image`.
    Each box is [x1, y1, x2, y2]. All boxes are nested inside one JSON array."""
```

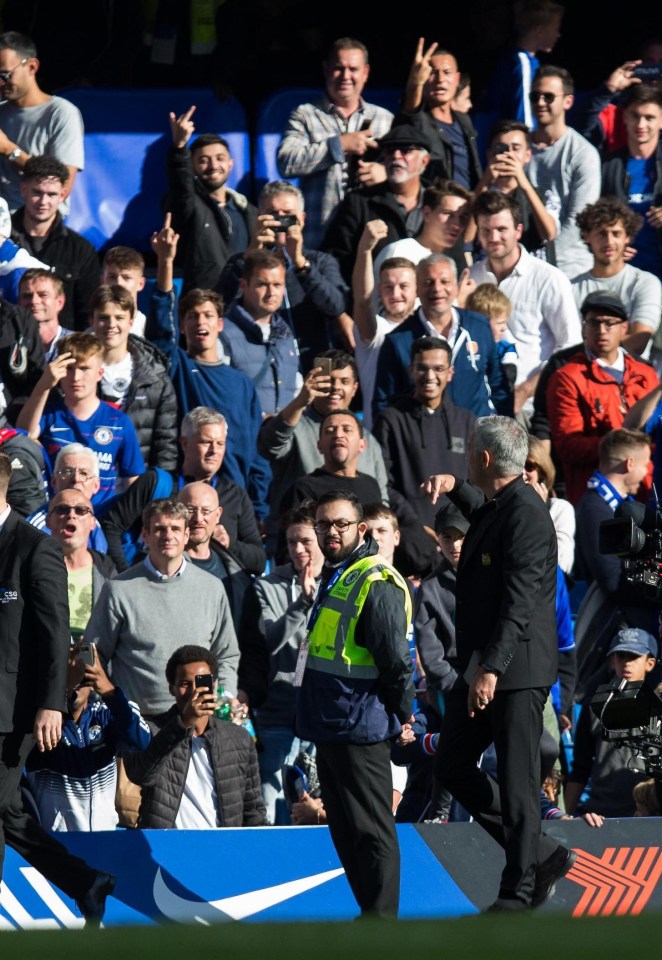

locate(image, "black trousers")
[[0, 732, 34, 880], [434, 686, 561, 905], [0, 731, 96, 897], [316, 740, 399, 917]]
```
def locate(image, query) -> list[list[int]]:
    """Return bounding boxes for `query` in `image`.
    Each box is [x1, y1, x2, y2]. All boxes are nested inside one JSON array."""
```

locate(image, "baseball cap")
[[379, 124, 434, 154], [607, 627, 658, 660], [580, 290, 628, 322], [434, 502, 470, 536]]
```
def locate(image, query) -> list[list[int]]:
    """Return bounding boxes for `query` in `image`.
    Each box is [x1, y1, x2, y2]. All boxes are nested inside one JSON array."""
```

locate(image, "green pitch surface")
[[0, 913, 659, 959]]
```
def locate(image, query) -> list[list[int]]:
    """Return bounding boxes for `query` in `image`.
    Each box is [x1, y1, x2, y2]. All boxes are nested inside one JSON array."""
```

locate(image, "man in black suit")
[[423, 416, 576, 911], [0, 448, 70, 864], [0, 450, 114, 923]]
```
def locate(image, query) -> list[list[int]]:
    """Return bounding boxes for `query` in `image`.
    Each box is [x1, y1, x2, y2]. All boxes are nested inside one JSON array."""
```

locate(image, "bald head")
[[178, 481, 222, 550], [47, 489, 95, 556]]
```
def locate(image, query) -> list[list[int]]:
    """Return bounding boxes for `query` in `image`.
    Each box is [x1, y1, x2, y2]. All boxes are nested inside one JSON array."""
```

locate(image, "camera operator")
[[565, 627, 659, 819], [218, 180, 351, 367], [574, 428, 658, 693]]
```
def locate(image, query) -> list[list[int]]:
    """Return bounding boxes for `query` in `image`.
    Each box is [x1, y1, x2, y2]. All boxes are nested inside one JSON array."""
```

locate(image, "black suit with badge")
[[0, 509, 69, 878], [434, 476, 563, 907]]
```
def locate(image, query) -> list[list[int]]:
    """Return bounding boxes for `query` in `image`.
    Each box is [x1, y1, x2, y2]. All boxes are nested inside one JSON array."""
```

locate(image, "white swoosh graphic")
[[153, 866, 345, 923]]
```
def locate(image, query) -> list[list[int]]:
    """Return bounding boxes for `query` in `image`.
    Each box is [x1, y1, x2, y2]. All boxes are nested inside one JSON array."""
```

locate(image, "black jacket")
[[372, 392, 476, 529], [321, 180, 424, 286], [0, 510, 69, 731], [449, 476, 558, 690], [165, 145, 257, 293], [393, 104, 483, 188], [0, 298, 45, 425], [0, 428, 46, 516], [601, 142, 662, 263], [414, 559, 459, 701], [124, 705, 266, 829], [11, 208, 100, 330], [101, 335, 178, 471]]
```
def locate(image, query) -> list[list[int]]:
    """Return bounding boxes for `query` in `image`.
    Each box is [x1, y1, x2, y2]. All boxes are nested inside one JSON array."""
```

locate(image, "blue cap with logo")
[[607, 627, 658, 660]]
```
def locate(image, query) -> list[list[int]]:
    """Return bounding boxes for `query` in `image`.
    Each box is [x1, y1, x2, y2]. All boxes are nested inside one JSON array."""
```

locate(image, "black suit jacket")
[[450, 476, 558, 691], [0, 510, 69, 732]]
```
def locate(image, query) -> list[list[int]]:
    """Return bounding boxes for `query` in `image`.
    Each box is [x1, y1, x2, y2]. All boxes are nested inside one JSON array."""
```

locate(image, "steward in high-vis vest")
[[295, 489, 414, 919], [296, 535, 414, 744]]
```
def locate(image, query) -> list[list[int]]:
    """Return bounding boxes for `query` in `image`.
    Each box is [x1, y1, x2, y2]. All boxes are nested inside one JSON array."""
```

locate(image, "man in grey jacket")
[[88, 498, 239, 719], [250, 503, 323, 824]]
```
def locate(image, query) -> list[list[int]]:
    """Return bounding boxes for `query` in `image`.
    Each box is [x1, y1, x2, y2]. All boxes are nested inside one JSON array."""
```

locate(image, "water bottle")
[[214, 684, 232, 721]]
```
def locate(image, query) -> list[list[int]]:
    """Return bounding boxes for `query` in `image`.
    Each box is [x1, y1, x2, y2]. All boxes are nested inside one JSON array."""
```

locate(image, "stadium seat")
[[253, 86, 401, 194], [57, 87, 251, 255]]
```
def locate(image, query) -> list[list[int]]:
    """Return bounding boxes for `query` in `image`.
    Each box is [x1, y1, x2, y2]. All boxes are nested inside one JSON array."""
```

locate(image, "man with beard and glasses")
[[166, 105, 256, 293], [295, 491, 414, 917], [321, 124, 432, 287]]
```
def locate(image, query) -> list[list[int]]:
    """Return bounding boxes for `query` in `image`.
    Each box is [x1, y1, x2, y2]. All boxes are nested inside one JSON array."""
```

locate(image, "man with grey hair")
[[321, 123, 433, 287], [88, 497, 239, 719], [101, 406, 265, 575], [373, 253, 508, 420], [219, 179, 350, 366], [423, 416, 576, 912], [26, 442, 108, 551]]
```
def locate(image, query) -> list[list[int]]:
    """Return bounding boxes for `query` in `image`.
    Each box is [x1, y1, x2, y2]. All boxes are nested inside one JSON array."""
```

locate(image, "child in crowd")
[[101, 246, 148, 338], [16, 332, 145, 512], [465, 283, 517, 408], [88, 284, 178, 470], [565, 627, 659, 818], [24, 639, 150, 831]]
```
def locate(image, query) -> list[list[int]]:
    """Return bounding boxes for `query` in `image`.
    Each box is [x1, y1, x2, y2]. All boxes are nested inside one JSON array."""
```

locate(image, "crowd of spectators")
[[1, 7, 662, 844]]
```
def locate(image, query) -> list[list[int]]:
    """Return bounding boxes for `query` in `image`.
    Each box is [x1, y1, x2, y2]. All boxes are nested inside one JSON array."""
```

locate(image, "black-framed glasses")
[[0, 58, 28, 84], [528, 91, 563, 105], [313, 518, 360, 534], [582, 317, 625, 329], [524, 460, 538, 472], [50, 504, 93, 518]]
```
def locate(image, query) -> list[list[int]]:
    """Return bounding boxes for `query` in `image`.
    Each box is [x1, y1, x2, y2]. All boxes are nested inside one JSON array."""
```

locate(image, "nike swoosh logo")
[[48, 427, 71, 432], [152, 865, 345, 922]]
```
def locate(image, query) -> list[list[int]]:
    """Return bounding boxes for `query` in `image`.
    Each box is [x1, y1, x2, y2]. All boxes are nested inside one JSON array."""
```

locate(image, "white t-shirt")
[[354, 314, 401, 431], [174, 735, 221, 829], [0, 95, 84, 213], [102, 353, 134, 406]]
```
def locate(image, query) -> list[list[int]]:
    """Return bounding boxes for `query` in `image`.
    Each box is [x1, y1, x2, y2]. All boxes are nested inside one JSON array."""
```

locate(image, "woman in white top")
[[524, 436, 576, 576]]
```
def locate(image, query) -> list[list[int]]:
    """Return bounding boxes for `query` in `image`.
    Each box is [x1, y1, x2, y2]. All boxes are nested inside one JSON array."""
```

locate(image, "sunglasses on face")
[[528, 91, 562, 105], [50, 504, 92, 518]]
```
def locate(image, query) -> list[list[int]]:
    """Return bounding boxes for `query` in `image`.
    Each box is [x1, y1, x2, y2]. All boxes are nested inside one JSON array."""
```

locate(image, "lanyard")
[[306, 558, 353, 634]]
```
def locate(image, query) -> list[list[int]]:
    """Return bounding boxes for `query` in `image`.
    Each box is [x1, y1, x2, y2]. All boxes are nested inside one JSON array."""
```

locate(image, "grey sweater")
[[88, 560, 239, 716]]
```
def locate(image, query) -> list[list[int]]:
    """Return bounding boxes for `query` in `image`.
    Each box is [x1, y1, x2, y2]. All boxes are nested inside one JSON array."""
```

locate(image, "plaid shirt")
[[276, 96, 393, 248]]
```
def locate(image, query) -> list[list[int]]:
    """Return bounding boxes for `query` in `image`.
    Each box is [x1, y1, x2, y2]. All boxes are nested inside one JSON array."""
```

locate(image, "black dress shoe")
[[76, 871, 116, 926], [532, 847, 578, 908], [482, 897, 530, 914]]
